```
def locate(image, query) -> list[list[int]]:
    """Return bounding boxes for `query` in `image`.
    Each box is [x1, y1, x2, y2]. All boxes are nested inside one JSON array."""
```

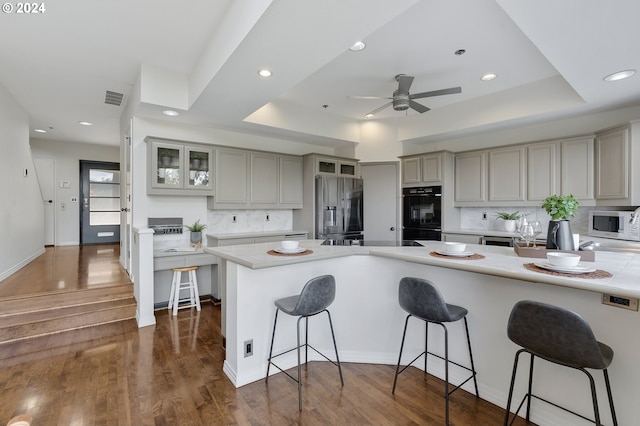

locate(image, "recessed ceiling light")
[[454, 49, 466, 56], [258, 69, 272, 77], [78, 121, 93, 126], [349, 41, 366, 52], [162, 109, 180, 117], [603, 69, 636, 82], [34, 128, 47, 133], [481, 73, 497, 81]]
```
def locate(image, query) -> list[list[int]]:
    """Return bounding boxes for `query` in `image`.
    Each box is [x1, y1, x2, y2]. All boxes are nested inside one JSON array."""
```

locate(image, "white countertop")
[[205, 239, 640, 299], [442, 228, 520, 238]]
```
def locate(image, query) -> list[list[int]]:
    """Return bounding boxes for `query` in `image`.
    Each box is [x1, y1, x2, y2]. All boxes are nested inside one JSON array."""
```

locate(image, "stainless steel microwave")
[[588, 211, 640, 241]]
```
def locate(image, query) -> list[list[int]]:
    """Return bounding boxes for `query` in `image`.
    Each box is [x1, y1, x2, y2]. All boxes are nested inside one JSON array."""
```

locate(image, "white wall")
[[0, 83, 45, 281], [30, 139, 119, 246]]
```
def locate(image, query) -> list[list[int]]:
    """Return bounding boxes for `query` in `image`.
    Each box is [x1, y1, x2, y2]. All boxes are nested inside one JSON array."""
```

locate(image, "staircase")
[[0, 283, 137, 354]]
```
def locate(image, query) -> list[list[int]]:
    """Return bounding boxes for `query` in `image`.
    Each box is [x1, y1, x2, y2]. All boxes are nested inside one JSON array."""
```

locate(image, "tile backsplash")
[[207, 209, 293, 234], [461, 206, 589, 235]]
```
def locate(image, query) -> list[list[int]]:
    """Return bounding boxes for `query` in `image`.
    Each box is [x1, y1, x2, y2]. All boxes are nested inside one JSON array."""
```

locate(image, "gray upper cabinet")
[[146, 138, 214, 196], [402, 153, 442, 186], [455, 151, 486, 204], [488, 146, 526, 202], [316, 156, 359, 177], [209, 148, 303, 209], [595, 128, 628, 201], [561, 137, 594, 201], [528, 142, 557, 201]]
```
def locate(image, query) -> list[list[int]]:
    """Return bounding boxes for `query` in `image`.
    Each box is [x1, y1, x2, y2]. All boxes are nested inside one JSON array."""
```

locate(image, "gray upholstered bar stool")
[[392, 277, 479, 426], [265, 274, 344, 411], [504, 300, 617, 426]]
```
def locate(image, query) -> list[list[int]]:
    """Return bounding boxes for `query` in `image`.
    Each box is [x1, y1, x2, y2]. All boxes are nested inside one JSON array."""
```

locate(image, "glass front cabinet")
[[147, 138, 214, 195]]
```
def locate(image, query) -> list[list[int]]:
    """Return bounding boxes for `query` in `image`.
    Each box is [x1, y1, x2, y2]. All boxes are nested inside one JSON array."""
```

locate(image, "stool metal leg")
[[603, 369, 618, 426], [424, 322, 429, 380], [265, 309, 280, 382], [325, 309, 344, 386], [463, 317, 479, 397], [503, 349, 525, 426], [441, 323, 450, 426], [296, 316, 303, 411], [526, 353, 534, 421], [392, 314, 411, 394]]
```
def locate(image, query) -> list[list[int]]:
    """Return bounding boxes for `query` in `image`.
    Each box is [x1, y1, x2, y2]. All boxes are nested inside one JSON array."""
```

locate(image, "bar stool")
[[504, 300, 617, 426], [266, 274, 344, 411], [168, 266, 201, 316], [392, 276, 479, 426]]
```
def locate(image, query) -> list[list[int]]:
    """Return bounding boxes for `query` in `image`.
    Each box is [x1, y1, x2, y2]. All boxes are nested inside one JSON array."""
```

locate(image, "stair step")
[[0, 301, 136, 345], [0, 283, 133, 317]]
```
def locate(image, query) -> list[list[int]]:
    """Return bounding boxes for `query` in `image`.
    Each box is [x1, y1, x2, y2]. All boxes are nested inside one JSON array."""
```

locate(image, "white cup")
[[573, 233, 580, 250], [281, 240, 299, 250], [158, 168, 166, 178]]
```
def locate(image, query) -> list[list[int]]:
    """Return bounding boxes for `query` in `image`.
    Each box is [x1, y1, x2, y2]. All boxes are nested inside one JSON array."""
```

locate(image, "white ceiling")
[[2, 0, 639, 148]]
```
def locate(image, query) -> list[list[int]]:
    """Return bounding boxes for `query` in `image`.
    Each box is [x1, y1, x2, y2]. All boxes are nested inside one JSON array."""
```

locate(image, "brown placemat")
[[429, 251, 485, 260], [523, 263, 612, 279], [267, 249, 314, 257]]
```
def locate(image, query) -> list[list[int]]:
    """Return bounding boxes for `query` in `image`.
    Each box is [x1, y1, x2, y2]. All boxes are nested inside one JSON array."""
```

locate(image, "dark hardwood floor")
[[0, 246, 531, 425]]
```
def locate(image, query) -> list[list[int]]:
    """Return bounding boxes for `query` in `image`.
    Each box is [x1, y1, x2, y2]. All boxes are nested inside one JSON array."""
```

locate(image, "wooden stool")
[[168, 266, 201, 316]]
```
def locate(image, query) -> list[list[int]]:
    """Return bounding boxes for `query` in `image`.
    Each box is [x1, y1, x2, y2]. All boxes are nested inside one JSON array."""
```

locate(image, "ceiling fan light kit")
[[352, 73, 461, 117]]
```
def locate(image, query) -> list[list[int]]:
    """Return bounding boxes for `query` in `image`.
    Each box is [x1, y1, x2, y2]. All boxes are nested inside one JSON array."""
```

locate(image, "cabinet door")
[[561, 137, 594, 199], [250, 152, 278, 205], [421, 153, 442, 183], [151, 142, 183, 189], [595, 129, 628, 199], [489, 147, 526, 201], [215, 149, 248, 204], [402, 157, 421, 185], [528, 143, 557, 201], [455, 152, 486, 203], [279, 156, 303, 207], [338, 161, 358, 177], [185, 145, 213, 190], [317, 158, 337, 175]]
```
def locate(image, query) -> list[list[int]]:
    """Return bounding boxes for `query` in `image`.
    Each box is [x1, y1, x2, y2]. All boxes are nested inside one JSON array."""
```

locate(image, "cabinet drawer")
[[154, 256, 188, 271], [188, 254, 218, 266]]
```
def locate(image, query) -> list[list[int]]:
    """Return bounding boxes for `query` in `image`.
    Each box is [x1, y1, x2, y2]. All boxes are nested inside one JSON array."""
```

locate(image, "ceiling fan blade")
[[409, 100, 430, 114], [396, 74, 414, 94], [348, 95, 392, 100], [410, 86, 462, 99], [365, 102, 393, 116]]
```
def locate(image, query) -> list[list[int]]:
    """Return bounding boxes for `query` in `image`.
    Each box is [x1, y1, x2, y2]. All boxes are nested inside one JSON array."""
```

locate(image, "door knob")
[[47, 200, 53, 204], [390, 227, 395, 231]]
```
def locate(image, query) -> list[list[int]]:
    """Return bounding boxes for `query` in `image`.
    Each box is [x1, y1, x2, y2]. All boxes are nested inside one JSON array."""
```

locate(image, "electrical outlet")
[[232, 215, 237, 223], [266, 214, 270, 222], [482, 212, 487, 220], [244, 339, 253, 357]]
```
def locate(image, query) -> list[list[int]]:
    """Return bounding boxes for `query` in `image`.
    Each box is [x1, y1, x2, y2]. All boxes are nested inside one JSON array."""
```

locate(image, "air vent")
[[104, 90, 124, 106]]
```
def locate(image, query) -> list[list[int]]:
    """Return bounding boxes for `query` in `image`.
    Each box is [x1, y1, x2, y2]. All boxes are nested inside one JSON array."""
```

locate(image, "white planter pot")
[[503, 220, 517, 232]]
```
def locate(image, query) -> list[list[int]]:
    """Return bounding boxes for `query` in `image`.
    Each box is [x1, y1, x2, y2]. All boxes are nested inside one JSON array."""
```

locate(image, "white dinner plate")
[[273, 247, 307, 254], [534, 262, 596, 274], [435, 249, 475, 257]]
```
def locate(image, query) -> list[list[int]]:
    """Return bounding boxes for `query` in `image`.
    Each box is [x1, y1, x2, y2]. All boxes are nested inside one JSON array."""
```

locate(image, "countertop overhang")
[[205, 239, 640, 299]]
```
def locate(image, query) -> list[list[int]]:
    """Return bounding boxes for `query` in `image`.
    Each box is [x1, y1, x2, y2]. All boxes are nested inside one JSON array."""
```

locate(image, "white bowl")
[[546, 252, 581, 267], [281, 240, 299, 250], [445, 242, 466, 253]]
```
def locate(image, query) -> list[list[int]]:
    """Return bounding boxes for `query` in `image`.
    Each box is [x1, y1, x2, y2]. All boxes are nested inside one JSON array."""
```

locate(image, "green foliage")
[[185, 219, 207, 232], [494, 211, 521, 220], [542, 194, 580, 220]]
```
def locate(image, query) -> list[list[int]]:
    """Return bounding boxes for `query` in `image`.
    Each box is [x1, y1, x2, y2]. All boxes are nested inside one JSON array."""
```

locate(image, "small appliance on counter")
[[148, 217, 183, 235], [588, 210, 640, 241]]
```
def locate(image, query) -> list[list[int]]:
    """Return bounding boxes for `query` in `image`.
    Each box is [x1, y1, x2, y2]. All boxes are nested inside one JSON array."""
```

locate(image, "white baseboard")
[[0, 247, 46, 282]]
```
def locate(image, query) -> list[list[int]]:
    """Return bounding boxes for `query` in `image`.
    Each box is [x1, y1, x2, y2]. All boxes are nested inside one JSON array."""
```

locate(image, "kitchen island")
[[205, 240, 640, 425]]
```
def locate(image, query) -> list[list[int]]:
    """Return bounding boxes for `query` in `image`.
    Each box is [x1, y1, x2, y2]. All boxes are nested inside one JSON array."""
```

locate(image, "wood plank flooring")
[[0, 246, 533, 425]]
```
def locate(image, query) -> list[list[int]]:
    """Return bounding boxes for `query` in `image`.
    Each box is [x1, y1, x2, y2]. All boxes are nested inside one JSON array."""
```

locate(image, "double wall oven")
[[402, 186, 442, 241]]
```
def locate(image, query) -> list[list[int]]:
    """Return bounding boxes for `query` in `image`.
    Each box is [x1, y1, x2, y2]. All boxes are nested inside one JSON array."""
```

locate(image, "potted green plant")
[[190, 152, 206, 169], [158, 148, 174, 166], [542, 194, 580, 250], [494, 211, 521, 232], [185, 219, 207, 246]]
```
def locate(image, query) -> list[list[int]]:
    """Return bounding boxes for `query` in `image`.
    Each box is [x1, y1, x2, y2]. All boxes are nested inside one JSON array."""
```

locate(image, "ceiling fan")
[[349, 74, 461, 117]]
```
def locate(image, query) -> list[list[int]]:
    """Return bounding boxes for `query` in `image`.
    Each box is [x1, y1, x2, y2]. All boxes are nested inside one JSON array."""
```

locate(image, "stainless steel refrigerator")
[[315, 176, 364, 240]]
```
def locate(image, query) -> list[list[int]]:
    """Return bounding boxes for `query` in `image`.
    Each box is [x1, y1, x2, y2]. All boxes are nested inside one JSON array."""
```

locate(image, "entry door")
[[360, 162, 399, 241], [34, 157, 56, 245], [80, 160, 121, 244]]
